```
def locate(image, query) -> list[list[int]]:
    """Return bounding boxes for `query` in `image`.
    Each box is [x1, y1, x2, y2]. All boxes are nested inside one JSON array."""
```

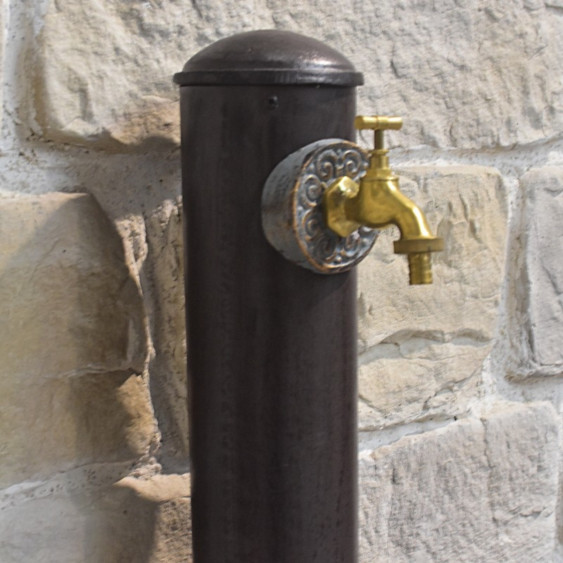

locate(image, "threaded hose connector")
[[407, 252, 432, 285]]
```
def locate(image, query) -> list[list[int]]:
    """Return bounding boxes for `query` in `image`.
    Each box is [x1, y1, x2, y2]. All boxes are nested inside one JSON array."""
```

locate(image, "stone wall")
[[0, 1, 561, 561]]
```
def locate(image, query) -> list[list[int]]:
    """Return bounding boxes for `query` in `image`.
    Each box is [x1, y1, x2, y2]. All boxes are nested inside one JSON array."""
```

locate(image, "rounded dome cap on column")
[[174, 30, 363, 87]]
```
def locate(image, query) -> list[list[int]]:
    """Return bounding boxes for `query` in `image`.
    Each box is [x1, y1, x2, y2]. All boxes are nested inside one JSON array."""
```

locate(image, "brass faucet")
[[323, 116, 443, 284]]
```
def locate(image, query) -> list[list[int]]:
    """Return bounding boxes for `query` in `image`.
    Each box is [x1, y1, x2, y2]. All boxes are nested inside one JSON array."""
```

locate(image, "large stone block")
[[269, 0, 563, 148], [354, 0, 563, 149], [30, 1, 562, 149], [32, 0, 273, 150], [0, 193, 154, 488], [359, 402, 559, 562], [0, 473, 191, 563], [358, 166, 507, 429], [507, 167, 563, 378]]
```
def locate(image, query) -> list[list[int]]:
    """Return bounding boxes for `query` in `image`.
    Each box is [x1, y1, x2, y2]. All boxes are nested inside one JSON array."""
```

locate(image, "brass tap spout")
[[324, 116, 443, 284]]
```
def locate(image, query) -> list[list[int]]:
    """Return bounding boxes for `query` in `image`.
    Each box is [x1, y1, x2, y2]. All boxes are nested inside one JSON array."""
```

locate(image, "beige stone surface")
[[0, 0, 4, 133], [32, 0, 272, 150], [0, 193, 154, 488], [507, 167, 563, 378], [145, 200, 188, 467], [359, 402, 559, 562], [271, 0, 563, 148], [358, 166, 507, 429], [352, 0, 563, 149], [0, 473, 191, 563], [31, 1, 561, 150]]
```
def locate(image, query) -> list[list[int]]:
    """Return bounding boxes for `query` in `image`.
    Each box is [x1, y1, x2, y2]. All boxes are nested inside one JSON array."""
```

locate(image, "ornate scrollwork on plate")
[[262, 139, 377, 274]]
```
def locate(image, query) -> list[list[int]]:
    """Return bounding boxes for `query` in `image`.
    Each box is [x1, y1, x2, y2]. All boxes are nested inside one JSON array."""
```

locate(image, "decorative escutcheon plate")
[[261, 139, 377, 274]]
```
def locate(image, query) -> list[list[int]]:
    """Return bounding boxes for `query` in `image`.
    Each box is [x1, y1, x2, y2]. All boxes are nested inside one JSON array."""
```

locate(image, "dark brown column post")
[[175, 30, 363, 563]]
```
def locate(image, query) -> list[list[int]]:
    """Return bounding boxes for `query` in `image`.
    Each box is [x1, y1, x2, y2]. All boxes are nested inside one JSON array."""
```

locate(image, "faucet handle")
[[354, 115, 403, 151], [354, 115, 403, 131]]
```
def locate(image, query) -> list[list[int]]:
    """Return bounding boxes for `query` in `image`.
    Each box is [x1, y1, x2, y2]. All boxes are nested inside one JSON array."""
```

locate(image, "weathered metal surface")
[[174, 29, 363, 87], [262, 139, 376, 274], [178, 30, 361, 563]]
